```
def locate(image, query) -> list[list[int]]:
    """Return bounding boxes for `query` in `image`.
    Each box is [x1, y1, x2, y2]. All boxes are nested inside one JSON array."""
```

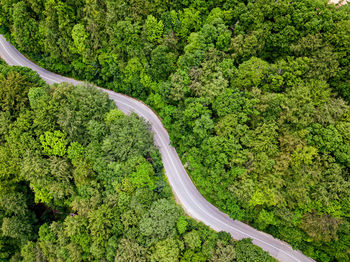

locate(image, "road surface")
[[0, 35, 314, 262], [329, 0, 348, 6]]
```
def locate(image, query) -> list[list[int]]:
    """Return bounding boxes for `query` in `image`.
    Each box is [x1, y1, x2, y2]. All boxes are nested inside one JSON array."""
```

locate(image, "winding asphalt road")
[[0, 35, 314, 262]]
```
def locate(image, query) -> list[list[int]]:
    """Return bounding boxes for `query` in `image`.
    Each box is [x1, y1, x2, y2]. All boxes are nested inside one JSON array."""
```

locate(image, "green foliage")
[[129, 159, 156, 190], [105, 108, 125, 125], [210, 239, 236, 262], [1, 216, 32, 242], [300, 211, 343, 242], [177, 216, 188, 235], [236, 238, 276, 262], [149, 45, 177, 81], [234, 57, 269, 90], [0, 69, 265, 261], [150, 238, 180, 262], [71, 23, 88, 57], [0, 65, 44, 117], [67, 141, 85, 160], [39, 130, 68, 156], [183, 230, 201, 250], [139, 199, 181, 240], [52, 84, 115, 144], [27, 87, 47, 108], [2, 0, 350, 260], [12, 1, 40, 53], [115, 239, 146, 262], [145, 15, 164, 43], [102, 114, 154, 161]]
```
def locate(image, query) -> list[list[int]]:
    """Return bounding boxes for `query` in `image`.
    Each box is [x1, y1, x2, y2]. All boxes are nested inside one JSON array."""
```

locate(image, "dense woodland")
[[0, 0, 350, 261], [0, 61, 275, 261]]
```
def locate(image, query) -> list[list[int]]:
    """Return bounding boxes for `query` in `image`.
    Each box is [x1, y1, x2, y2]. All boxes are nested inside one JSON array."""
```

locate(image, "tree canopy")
[[1, 0, 350, 260], [0, 63, 274, 261]]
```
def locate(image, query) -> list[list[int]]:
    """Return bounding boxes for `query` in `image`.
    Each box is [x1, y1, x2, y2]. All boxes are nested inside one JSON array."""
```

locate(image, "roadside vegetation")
[[0, 62, 275, 261], [0, 0, 349, 261]]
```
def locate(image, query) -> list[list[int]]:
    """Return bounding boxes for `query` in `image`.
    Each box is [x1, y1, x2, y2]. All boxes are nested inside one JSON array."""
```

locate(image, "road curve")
[[0, 35, 314, 262]]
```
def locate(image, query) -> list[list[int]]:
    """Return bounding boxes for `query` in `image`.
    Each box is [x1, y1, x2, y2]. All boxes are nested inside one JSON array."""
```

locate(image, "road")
[[329, 0, 348, 6], [0, 35, 314, 262]]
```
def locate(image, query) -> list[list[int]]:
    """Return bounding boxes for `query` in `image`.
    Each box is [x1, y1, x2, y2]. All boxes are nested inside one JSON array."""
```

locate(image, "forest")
[[0, 0, 349, 261], [0, 61, 275, 261]]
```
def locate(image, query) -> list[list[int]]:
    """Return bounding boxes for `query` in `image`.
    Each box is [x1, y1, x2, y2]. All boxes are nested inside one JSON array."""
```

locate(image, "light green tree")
[[40, 130, 68, 156]]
